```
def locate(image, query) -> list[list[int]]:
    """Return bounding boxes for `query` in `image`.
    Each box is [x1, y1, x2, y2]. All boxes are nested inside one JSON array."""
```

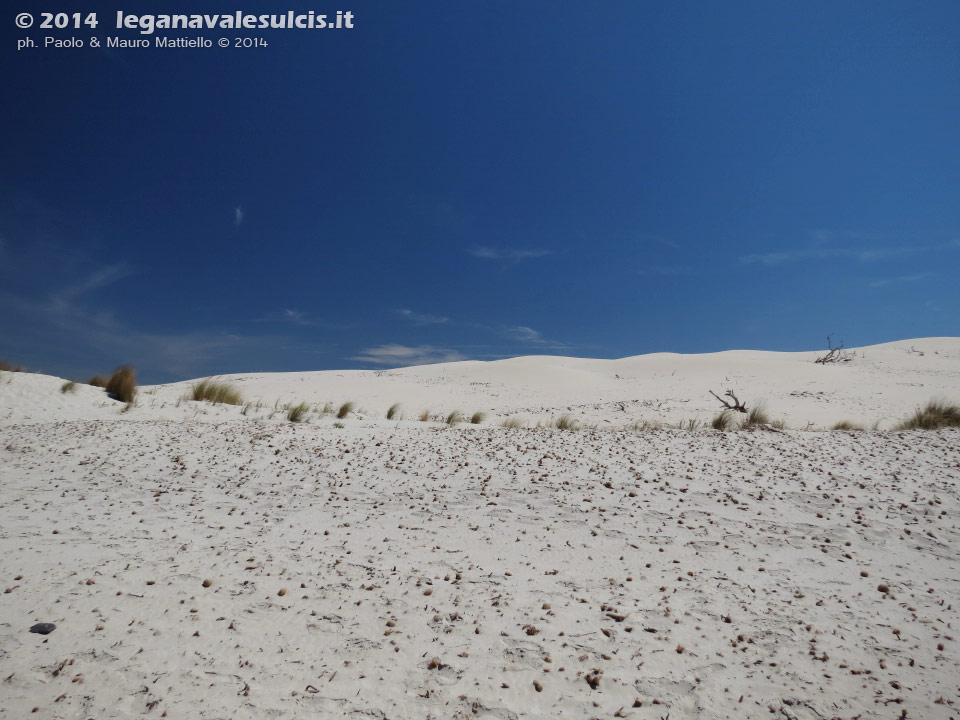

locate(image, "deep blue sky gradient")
[[3, 1, 959, 382]]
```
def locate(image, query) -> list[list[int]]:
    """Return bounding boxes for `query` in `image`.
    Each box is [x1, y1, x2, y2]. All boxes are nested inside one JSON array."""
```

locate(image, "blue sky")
[[3, 1, 958, 382]]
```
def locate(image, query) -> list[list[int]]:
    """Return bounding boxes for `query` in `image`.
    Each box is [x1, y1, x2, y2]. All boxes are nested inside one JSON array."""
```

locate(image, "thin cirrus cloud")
[[350, 344, 467, 367], [467, 246, 551, 262], [739, 239, 960, 266], [395, 308, 449, 326], [48, 263, 132, 311], [868, 273, 933, 288], [254, 308, 319, 326], [505, 325, 569, 350]]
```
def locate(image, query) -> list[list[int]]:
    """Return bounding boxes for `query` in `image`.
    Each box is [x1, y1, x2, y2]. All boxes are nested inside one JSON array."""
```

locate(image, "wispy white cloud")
[[868, 273, 933, 288], [50, 263, 131, 306], [29, 263, 134, 330], [350, 344, 466, 367], [234, 206, 244, 227], [739, 239, 960, 266], [254, 308, 319, 326], [468, 247, 551, 262], [507, 326, 545, 343], [395, 308, 448, 326], [505, 325, 569, 350]]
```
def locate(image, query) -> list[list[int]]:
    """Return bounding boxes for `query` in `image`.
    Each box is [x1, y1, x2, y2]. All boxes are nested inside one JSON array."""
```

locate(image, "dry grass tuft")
[[386, 402, 401, 420], [106, 365, 137, 403], [287, 401, 310, 423], [627, 419, 662, 432], [337, 401, 355, 419], [0, 360, 25, 372], [712, 410, 735, 431], [191, 379, 243, 405], [895, 398, 960, 430], [470, 411, 486, 424], [60, 381, 78, 394], [446, 410, 464, 426], [87, 375, 108, 388], [553, 414, 578, 431], [740, 403, 769, 429], [831, 420, 863, 431], [419, 409, 431, 422], [500, 417, 526, 429]]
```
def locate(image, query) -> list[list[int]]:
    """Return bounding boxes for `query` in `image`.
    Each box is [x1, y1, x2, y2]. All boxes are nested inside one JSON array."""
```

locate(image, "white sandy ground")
[[0, 338, 959, 719]]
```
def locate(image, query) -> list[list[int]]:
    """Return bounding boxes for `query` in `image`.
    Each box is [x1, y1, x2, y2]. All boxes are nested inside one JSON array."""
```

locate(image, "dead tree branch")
[[709, 390, 747, 413], [815, 335, 854, 364]]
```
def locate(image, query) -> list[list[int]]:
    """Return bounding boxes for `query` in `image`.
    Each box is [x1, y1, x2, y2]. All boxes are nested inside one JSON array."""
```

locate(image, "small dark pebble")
[[30, 623, 56, 635]]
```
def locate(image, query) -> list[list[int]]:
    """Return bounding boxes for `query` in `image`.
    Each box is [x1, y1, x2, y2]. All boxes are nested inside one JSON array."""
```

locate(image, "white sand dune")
[[1, 338, 959, 719]]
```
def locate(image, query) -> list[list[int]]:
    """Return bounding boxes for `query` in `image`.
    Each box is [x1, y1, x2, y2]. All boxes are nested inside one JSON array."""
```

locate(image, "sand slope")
[[150, 336, 960, 429], [1, 339, 959, 719]]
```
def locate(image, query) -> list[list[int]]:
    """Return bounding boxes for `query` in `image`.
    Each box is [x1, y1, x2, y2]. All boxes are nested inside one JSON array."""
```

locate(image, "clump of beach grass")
[[470, 411, 486, 424], [446, 410, 464, 426], [419, 409, 431, 422], [831, 420, 863, 431], [386, 402, 402, 420], [105, 365, 137, 403], [553, 414, 578, 431], [287, 401, 310, 423], [895, 398, 960, 430], [60, 381, 78, 394], [712, 410, 735, 431], [337, 401, 355, 419], [501, 417, 526, 429], [740, 403, 770, 429], [87, 375, 108, 388], [627, 419, 662, 432], [0, 360, 24, 372], [191, 379, 243, 405]]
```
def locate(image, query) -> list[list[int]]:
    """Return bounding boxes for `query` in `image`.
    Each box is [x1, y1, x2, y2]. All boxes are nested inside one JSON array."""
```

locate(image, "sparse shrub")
[[333, 422, 344, 429], [191, 379, 243, 405], [337, 401, 355, 419], [419, 409, 431, 422], [553, 414, 578, 431], [831, 420, 863, 431], [740, 404, 769, 428], [287, 401, 310, 423], [470, 411, 486, 424], [105, 365, 137, 403], [501, 417, 525, 429], [712, 410, 734, 431], [895, 398, 960, 430], [60, 381, 78, 394], [675, 418, 701, 430], [386, 402, 401, 420], [87, 375, 108, 388], [446, 410, 464, 426]]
